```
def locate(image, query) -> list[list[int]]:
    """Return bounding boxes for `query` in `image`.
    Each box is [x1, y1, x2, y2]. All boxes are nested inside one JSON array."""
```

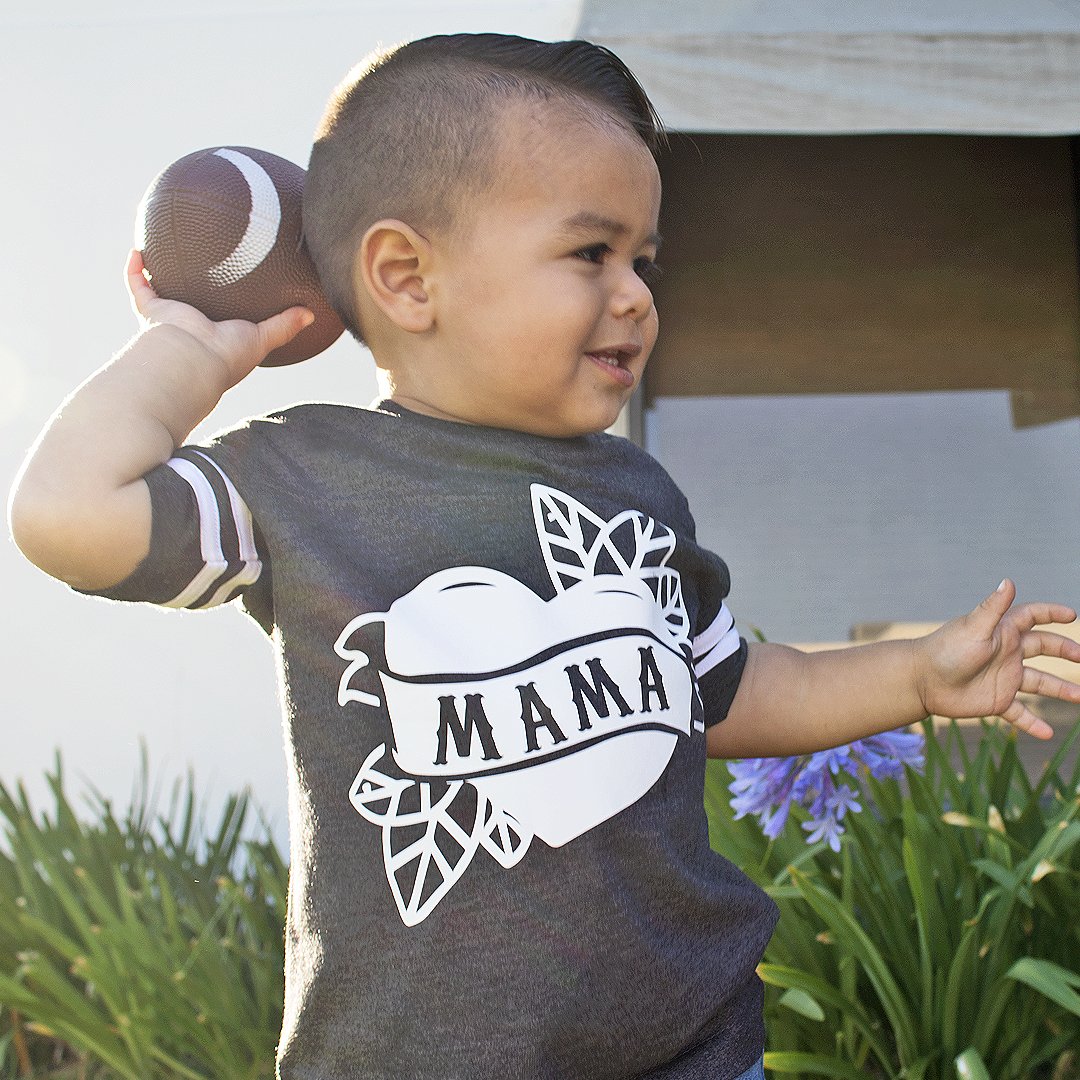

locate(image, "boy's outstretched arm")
[[8, 251, 312, 591], [707, 579, 1080, 759]]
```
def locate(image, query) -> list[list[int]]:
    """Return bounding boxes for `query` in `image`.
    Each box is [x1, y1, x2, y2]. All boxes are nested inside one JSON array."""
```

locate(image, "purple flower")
[[803, 814, 846, 852], [727, 728, 924, 849]]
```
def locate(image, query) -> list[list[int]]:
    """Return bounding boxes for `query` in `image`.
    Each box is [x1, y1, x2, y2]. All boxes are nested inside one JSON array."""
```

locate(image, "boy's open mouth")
[[589, 349, 627, 367], [586, 344, 640, 387]]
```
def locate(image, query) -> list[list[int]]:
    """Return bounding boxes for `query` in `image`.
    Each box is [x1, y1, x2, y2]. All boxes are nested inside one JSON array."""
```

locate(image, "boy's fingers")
[[125, 249, 158, 315], [969, 578, 1015, 633], [125, 248, 147, 285], [1019, 665, 1080, 703], [1001, 699, 1054, 740], [1015, 602, 1079, 629], [1023, 630, 1080, 662], [971, 581, 1076, 639], [255, 307, 315, 357]]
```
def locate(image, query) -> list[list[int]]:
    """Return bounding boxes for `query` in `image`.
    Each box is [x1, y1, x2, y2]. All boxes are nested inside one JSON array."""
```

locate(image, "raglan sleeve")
[[692, 546, 748, 727], [78, 441, 273, 629]]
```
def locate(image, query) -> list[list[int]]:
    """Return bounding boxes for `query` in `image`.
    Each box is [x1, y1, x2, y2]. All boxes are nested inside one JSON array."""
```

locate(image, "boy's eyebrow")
[[559, 211, 663, 251]]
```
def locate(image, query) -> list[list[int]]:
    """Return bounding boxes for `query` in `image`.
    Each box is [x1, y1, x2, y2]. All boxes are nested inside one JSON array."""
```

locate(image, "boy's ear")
[[355, 220, 434, 334]]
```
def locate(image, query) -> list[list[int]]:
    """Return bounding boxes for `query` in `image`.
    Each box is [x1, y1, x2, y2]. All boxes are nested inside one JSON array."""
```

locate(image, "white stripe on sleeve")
[[693, 602, 741, 679], [190, 450, 260, 563], [161, 456, 262, 609]]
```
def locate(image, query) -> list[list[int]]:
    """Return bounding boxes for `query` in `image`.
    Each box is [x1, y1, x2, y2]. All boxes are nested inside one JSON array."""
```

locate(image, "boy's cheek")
[[642, 310, 660, 361]]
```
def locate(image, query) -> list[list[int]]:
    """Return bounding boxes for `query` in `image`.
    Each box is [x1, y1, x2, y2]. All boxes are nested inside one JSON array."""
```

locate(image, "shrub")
[[0, 756, 286, 1079], [3, 720, 1077, 1078], [705, 718, 1080, 1079]]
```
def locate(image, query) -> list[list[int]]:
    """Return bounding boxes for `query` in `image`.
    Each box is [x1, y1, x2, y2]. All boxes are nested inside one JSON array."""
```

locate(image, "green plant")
[[0, 754, 287, 1079], [705, 718, 1080, 1079], [4, 721, 1077, 1078]]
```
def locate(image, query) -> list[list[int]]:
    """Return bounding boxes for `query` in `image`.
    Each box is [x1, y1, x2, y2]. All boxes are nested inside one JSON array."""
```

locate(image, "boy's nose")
[[611, 266, 654, 322]]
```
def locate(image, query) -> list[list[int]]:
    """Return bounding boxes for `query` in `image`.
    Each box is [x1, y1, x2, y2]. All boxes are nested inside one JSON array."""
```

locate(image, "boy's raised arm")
[[8, 251, 312, 591], [708, 579, 1080, 758]]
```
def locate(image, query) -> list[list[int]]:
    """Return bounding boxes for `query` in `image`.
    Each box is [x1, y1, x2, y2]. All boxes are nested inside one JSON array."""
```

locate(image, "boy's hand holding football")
[[912, 577, 1080, 740], [125, 249, 314, 397], [9, 252, 311, 592]]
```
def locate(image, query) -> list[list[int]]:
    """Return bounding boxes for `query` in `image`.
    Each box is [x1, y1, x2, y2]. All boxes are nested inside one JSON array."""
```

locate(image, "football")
[[135, 146, 345, 366]]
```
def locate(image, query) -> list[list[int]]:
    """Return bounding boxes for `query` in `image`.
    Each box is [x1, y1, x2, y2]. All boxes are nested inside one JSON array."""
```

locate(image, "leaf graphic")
[[349, 743, 414, 825], [532, 485, 609, 591], [382, 780, 486, 926], [653, 567, 690, 643], [605, 512, 675, 577], [349, 746, 529, 925], [530, 484, 688, 645], [532, 485, 676, 588], [478, 799, 532, 868]]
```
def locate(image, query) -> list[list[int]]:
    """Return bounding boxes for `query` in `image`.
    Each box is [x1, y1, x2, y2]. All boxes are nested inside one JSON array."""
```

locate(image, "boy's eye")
[[634, 256, 662, 289], [575, 245, 662, 288], [576, 243, 611, 265]]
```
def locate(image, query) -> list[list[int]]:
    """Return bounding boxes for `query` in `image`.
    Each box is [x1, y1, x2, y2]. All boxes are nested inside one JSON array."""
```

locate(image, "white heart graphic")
[[367, 569, 694, 846], [335, 485, 696, 923]]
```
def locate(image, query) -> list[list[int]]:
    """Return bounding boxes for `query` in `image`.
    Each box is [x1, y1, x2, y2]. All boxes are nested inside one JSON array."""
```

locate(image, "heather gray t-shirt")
[[94, 400, 779, 1079]]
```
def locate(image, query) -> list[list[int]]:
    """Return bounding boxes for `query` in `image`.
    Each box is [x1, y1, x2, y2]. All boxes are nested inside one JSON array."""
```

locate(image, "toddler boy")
[[10, 33, 1080, 1080]]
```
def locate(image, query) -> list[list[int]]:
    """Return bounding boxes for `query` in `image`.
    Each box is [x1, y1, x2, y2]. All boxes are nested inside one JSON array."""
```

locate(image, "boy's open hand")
[[913, 579, 1080, 739], [126, 250, 313, 390]]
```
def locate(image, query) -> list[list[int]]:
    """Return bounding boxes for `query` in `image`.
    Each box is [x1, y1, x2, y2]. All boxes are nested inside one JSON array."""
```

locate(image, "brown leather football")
[[135, 146, 345, 366]]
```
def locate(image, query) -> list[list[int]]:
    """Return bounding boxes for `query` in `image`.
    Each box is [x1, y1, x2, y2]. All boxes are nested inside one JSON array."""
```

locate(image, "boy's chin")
[[516, 411, 625, 439], [387, 391, 628, 439], [518, 395, 636, 439]]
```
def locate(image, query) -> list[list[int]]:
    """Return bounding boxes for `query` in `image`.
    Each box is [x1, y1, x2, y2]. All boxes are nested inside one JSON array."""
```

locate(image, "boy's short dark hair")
[[303, 33, 664, 343]]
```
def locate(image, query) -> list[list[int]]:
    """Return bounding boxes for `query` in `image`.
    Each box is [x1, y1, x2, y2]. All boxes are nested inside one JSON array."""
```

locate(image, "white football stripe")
[[190, 450, 259, 562], [203, 561, 264, 609], [162, 456, 261, 608], [162, 458, 226, 608], [207, 148, 282, 286], [693, 602, 735, 660], [695, 627, 742, 679], [693, 602, 741, 679], [188, 449, 263, 606]]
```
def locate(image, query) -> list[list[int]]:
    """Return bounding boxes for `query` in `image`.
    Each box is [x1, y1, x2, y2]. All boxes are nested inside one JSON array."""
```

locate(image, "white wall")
[[1, 0, 583, 853], [647, 393, 1080, 644]]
